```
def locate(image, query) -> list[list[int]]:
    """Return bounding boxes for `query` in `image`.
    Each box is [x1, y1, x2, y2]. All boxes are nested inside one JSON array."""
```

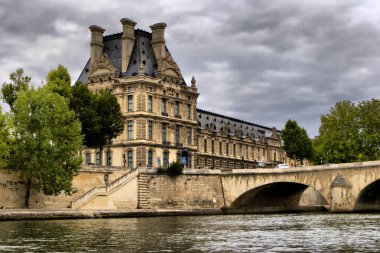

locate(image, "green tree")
[[10, 86, 82, 207], [282, 119, 313, 165], [45, 65, 72, 99], [0, 106, 12, 168], [92, 89, 124, 165], [70, 82, 100, 148], [1, 68, 31, 109], [316, 99, 380, 164], [317, 101, 360, 163], [70, 85, 124, 166], [357, 99, 380, 161]]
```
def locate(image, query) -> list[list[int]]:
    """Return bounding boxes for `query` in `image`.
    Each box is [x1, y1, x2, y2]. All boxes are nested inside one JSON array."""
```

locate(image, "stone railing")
[[70, 169, 139, 209]]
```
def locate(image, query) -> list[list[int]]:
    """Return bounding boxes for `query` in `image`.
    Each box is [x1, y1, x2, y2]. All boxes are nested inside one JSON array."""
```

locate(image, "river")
[[0, 213, 379, 252]]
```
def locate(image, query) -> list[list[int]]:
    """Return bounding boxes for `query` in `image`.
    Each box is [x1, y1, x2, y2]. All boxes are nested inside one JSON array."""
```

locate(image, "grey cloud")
[[1, 0, 380, 137]]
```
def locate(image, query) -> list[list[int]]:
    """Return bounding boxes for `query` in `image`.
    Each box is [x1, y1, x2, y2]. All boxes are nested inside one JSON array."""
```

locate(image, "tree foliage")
[[1, 68, 31, 109], [70, 83, 124, 165], [45, 65, 72, 100], [70, 82, 100, 147], [282, 119, 313, 165], [0, 106, 12, 168], [10, 86, 83, 207], [314, 99, 380, 163]]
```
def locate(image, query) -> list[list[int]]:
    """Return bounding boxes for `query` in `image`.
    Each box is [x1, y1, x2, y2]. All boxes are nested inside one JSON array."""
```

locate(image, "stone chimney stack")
[[120, 18, 136, 73], [150, 22, 167, 61], [89, 25, 105, 66]]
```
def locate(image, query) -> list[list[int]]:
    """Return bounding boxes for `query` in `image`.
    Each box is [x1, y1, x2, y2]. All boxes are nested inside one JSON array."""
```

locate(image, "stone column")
[[150, 23, 167, 61], [120, 18, 136, 73], [89, 25, 105, 66]]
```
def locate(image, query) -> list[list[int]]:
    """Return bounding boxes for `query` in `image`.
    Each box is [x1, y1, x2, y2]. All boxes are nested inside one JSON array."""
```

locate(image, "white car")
[[275, 163, 290, 169]]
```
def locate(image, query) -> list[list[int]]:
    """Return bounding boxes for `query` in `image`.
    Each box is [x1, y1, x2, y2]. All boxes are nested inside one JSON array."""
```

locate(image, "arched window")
[[127, 150, 133, 168], [163, 151, 169, 168], [96, 152, 100, 166], [148, 150, 153, 168], [85, 153, 91, 165]]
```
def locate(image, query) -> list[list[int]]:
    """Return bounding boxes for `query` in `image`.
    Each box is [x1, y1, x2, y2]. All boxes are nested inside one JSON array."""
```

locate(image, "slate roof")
[[78, 29, 162, 83], [196, 108, 279, 140]]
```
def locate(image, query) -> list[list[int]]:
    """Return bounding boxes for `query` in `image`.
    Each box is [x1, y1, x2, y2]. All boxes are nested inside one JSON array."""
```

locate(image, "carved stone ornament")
[[156, 54, 184, 85], [138, 62, 145, 76], [270, 127, 280, 139], [88, 52, 119, 84]]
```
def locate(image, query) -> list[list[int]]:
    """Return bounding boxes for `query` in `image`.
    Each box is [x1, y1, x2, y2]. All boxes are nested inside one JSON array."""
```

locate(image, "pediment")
[[88, 52, 119, 84], [162, 68, 180, 78]]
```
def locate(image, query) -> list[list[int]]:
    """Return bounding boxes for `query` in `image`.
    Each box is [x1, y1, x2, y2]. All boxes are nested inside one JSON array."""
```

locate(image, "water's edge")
[[0, 206, 362, 221]]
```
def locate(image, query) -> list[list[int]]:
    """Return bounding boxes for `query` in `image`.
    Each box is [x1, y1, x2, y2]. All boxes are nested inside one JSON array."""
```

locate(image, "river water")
[[0, 213, 379, 252]]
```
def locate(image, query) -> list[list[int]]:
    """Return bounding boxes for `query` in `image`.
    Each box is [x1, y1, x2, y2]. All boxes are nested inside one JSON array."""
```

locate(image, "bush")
[[156, 167, 166, 174], [166, 162, 184, 177]]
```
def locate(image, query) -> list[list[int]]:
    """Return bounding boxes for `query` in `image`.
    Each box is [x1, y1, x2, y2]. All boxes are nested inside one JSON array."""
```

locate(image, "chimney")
[[120, 18, 137, 73], [150, 23, 167, 61], [89, 25, 105, 66]]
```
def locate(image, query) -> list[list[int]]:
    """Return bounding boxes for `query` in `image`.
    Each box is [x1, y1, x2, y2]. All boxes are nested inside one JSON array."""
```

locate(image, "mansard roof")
[[78, 29, 183, 84], [196, 108, 280, 140]]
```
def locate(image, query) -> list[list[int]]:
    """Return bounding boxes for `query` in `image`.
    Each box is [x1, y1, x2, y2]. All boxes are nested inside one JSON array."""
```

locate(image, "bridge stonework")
[[1, 161, 380, 212], [220, 161, 380, 212]]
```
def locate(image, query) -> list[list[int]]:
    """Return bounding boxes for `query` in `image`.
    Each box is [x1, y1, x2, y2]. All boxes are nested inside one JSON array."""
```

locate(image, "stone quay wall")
[[146, 174, 224, 209], [0, 168, 127, 209]]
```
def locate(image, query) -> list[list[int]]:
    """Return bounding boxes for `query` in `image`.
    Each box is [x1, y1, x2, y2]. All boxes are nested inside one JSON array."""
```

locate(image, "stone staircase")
[[69, 169, 139, 209], [137, 174, 150, 209]]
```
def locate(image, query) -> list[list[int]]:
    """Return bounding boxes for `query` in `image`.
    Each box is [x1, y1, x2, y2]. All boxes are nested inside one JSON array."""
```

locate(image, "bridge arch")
[[354, 179, 380, 212], [230, 182, 329, 211]]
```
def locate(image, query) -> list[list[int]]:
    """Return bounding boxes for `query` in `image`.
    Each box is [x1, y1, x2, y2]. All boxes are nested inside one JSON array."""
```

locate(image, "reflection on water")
[[0, 214, 380, 252]]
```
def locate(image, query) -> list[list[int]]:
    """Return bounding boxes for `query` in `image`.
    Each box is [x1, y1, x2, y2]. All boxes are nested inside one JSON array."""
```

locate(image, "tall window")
[[128, 121, 133, 140], [106, 151, 112, 166], [148, 121, 153, 140], [251, 146, 254, 160], [162, 123, 167, 143], [177, 152, 181, 162], [246, 145, 249, 158], [175, 125, 180, 145], [148, 95, 153, 112], [96, 152, 100, 165], [204, 138, 207, 153], [187, 127, 192, 145], [163, 151, 169, 168], [274, 149, 277, 162], [258, 148, 261, 160], [86, 153, 91, 165], [211, 139, 215, 154], [175, 101, 179, 116], [233, 144, 236, 157], [186, 104, 191, 119], [128, 95, 133, 112], [240, 144, 242, 157], [161, 98, 167, 114], [148, 150, 153, 168], [226, 142, 229, 156], [219, 141, 222, 155], [127, 150, 133, 168]]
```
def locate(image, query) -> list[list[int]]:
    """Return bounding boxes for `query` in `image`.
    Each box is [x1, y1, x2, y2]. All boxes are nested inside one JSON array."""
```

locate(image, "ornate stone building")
[[78, 18, 285, 169]]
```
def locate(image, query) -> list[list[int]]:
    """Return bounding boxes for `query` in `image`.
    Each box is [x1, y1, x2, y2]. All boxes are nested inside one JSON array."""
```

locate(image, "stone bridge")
[[27, 160, 380, 212], [219, 161, 380, 213]]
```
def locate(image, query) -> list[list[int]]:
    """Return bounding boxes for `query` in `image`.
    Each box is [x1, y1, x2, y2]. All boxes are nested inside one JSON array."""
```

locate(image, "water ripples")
[[0, 213, 379, 252]]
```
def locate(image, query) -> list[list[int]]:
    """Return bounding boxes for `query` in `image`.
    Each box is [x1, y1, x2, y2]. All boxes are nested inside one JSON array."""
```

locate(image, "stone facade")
[[78, 18, 285, 170]]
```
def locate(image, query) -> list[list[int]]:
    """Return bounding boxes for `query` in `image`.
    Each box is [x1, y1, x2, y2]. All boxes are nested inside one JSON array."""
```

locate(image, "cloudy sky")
[[1, 0, 380, 137]]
